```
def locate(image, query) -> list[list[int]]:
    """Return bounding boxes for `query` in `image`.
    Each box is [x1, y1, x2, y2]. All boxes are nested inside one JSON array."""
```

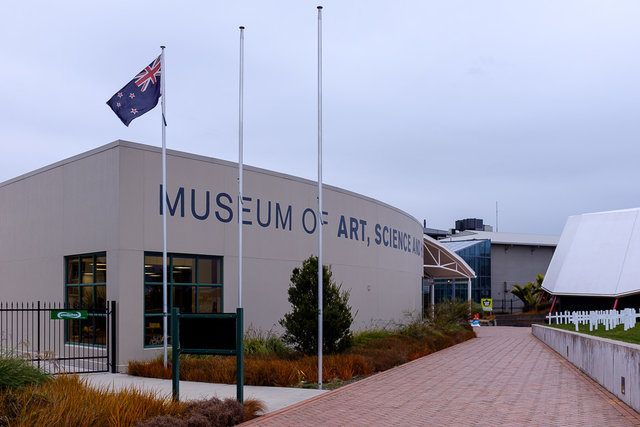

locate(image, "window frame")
[[143, 252, 223, 348], [64, 252, 107, 346]]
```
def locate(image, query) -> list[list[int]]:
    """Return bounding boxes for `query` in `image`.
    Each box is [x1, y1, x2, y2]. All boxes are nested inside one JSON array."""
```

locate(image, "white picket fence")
[[546, 308, 640, 332]]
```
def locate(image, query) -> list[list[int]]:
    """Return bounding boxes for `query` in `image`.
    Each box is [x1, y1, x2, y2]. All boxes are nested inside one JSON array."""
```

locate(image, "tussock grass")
[[129, 301, 476, 388], [0, 352, 51, 390], [130, 353, 374, 387], [129, 329, 475, 388], [244, 326, 293, 358], [0, 375, 188, 426], [0, 374, 264, 426]]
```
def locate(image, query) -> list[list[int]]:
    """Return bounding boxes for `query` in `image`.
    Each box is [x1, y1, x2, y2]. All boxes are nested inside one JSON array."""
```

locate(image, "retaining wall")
[[532, 324, 640, 412]]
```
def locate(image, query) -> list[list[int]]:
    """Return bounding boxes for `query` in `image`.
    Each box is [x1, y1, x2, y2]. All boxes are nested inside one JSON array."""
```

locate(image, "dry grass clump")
[[349, 328, 474, 372], [129, 303, 477, 388], [129, 353, 374, 387], [128, 328, 474, 388], [0, 375, 188, 426], [0, 374, 264, 426], [138, 397, 245, 426]]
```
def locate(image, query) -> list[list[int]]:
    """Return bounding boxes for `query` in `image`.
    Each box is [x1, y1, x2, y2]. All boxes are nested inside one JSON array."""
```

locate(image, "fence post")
[[37, 301, 41, 371], [236, 307, 244, 404], [110, 301, 117, 373], [172, 308, 180, 401]]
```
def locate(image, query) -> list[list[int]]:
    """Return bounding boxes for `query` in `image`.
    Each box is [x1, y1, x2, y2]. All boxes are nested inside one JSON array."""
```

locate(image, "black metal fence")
[[492, 299, 524, 314], [0, 301, 116, 374]]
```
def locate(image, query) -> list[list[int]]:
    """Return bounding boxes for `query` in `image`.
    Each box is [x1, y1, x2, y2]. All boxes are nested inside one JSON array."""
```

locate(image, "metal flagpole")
[[316, 5, 323, 390], [238, 26, 245, 309], [160, 46, 168, 367]]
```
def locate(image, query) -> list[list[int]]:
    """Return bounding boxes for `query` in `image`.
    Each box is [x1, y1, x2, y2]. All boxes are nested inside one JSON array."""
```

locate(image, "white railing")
[[546, 308, 640, 332]]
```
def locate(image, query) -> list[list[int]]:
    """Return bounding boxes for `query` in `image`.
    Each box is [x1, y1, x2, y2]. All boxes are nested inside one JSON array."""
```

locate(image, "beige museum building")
[[0, 140, 425, 370]]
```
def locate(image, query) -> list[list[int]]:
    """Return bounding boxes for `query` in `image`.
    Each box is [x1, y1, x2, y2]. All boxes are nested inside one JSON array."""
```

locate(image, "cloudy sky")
[[2, 1, 639, 236]]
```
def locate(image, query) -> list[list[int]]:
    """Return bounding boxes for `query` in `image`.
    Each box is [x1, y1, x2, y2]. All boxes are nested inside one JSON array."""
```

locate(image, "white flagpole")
[[317, 5, 324, 390], [160, 45, 168, 368], [238, 26, 245, 309]]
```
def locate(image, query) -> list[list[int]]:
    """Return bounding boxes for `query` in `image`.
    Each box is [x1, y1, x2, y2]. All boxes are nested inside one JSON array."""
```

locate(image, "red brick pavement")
[[242, 326, 640, 426]]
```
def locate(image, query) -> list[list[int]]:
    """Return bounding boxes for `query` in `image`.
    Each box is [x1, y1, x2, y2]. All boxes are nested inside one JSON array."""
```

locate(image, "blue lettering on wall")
[[276, 203, 292, 231], [191, 189, 210, 220], [302, 208, 316, 234], [156, 184, 423, 259], [159, 185, 185, 217], [338, 216, 367, 242], [241, 196, 252, 225], [215, 193, 233, 223], [256, 199, 271, 228], [321, 210, 329, 225], [337, 215, 348, 238], [359, 219, 367, 241], [349, 217, 359, 240]]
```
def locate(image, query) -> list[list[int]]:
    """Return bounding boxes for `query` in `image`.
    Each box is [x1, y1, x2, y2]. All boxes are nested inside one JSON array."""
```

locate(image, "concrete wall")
[[0, 145, 120, 302], [532, 324, 640, 412], [491, 244, 555, 310]]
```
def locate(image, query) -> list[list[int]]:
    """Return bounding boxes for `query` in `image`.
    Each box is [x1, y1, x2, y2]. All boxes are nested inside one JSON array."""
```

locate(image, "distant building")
[[425, 219, 559, 312]]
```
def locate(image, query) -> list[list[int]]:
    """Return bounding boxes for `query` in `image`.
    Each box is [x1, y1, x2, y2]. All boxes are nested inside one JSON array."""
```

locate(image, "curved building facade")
[[0, 140, 423, 369]]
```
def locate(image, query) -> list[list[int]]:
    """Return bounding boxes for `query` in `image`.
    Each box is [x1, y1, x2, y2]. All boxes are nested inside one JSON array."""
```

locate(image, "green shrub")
[[0, 353, 50, 390], [279, 256, 354, 355], [243, 327, 292, 358], [424, 299, 476, 331], [351, 329, 393, 346], [510, 274, 546, 312]]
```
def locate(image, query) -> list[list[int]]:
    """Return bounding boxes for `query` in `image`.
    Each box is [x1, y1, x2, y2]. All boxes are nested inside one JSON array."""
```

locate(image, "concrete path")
[[80, 372, 326, 414], [242, 327, 640, 426]]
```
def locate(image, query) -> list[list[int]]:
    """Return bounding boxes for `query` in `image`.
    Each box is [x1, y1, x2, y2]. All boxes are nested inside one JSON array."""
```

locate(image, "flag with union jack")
[[106, 55, 162, 126]]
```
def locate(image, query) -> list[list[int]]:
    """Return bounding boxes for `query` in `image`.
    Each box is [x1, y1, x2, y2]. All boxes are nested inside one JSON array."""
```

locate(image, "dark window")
[[143, 253, 223, 347], [64, 252, 107, 346]]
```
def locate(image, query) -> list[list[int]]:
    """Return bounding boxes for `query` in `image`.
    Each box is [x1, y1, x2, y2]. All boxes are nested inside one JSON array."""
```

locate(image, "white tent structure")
[[542, 208, 640, 299], [423, 235, 476, 308]]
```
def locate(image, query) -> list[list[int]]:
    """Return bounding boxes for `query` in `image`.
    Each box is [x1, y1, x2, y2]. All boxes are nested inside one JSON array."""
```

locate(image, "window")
[[144, 253, 223, 347], [65, 253, 107, 345], [431, 240, 491, 305]]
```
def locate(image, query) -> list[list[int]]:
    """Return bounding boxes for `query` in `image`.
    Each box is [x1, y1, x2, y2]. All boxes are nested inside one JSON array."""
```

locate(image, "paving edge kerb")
[[532, 324, 640, 417]]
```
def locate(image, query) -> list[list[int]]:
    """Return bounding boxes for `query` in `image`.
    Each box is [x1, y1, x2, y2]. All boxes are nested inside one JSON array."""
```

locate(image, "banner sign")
[[50, 310, 88, 320]]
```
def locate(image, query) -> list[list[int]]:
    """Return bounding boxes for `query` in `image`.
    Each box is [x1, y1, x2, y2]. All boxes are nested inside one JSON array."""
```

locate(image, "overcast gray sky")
[[1, 1, 639, 236]]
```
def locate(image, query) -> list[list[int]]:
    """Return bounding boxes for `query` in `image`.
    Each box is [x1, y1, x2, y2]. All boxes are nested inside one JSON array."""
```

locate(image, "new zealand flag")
[[106, 56, 162, 126]]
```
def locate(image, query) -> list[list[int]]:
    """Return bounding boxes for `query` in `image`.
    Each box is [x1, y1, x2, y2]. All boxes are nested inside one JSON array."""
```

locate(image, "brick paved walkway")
[[242, 327, 640, 426]]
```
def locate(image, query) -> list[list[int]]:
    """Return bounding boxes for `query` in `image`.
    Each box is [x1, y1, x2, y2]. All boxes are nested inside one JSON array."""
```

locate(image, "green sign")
[[481, 299, 493, 312], [50, 310, 88, 320]]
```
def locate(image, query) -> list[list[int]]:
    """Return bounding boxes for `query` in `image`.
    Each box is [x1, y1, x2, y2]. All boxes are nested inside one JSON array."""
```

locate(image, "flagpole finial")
[[317, 5, 323, 9], [160, 45, 166, 49], [239, 26, 245, 30]]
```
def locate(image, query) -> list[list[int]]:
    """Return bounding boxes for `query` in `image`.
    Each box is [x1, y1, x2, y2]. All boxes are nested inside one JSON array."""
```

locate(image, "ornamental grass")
[[0, 375, 187, 426], [128, 327, 475, 387], [0, 374, 264, 426]]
